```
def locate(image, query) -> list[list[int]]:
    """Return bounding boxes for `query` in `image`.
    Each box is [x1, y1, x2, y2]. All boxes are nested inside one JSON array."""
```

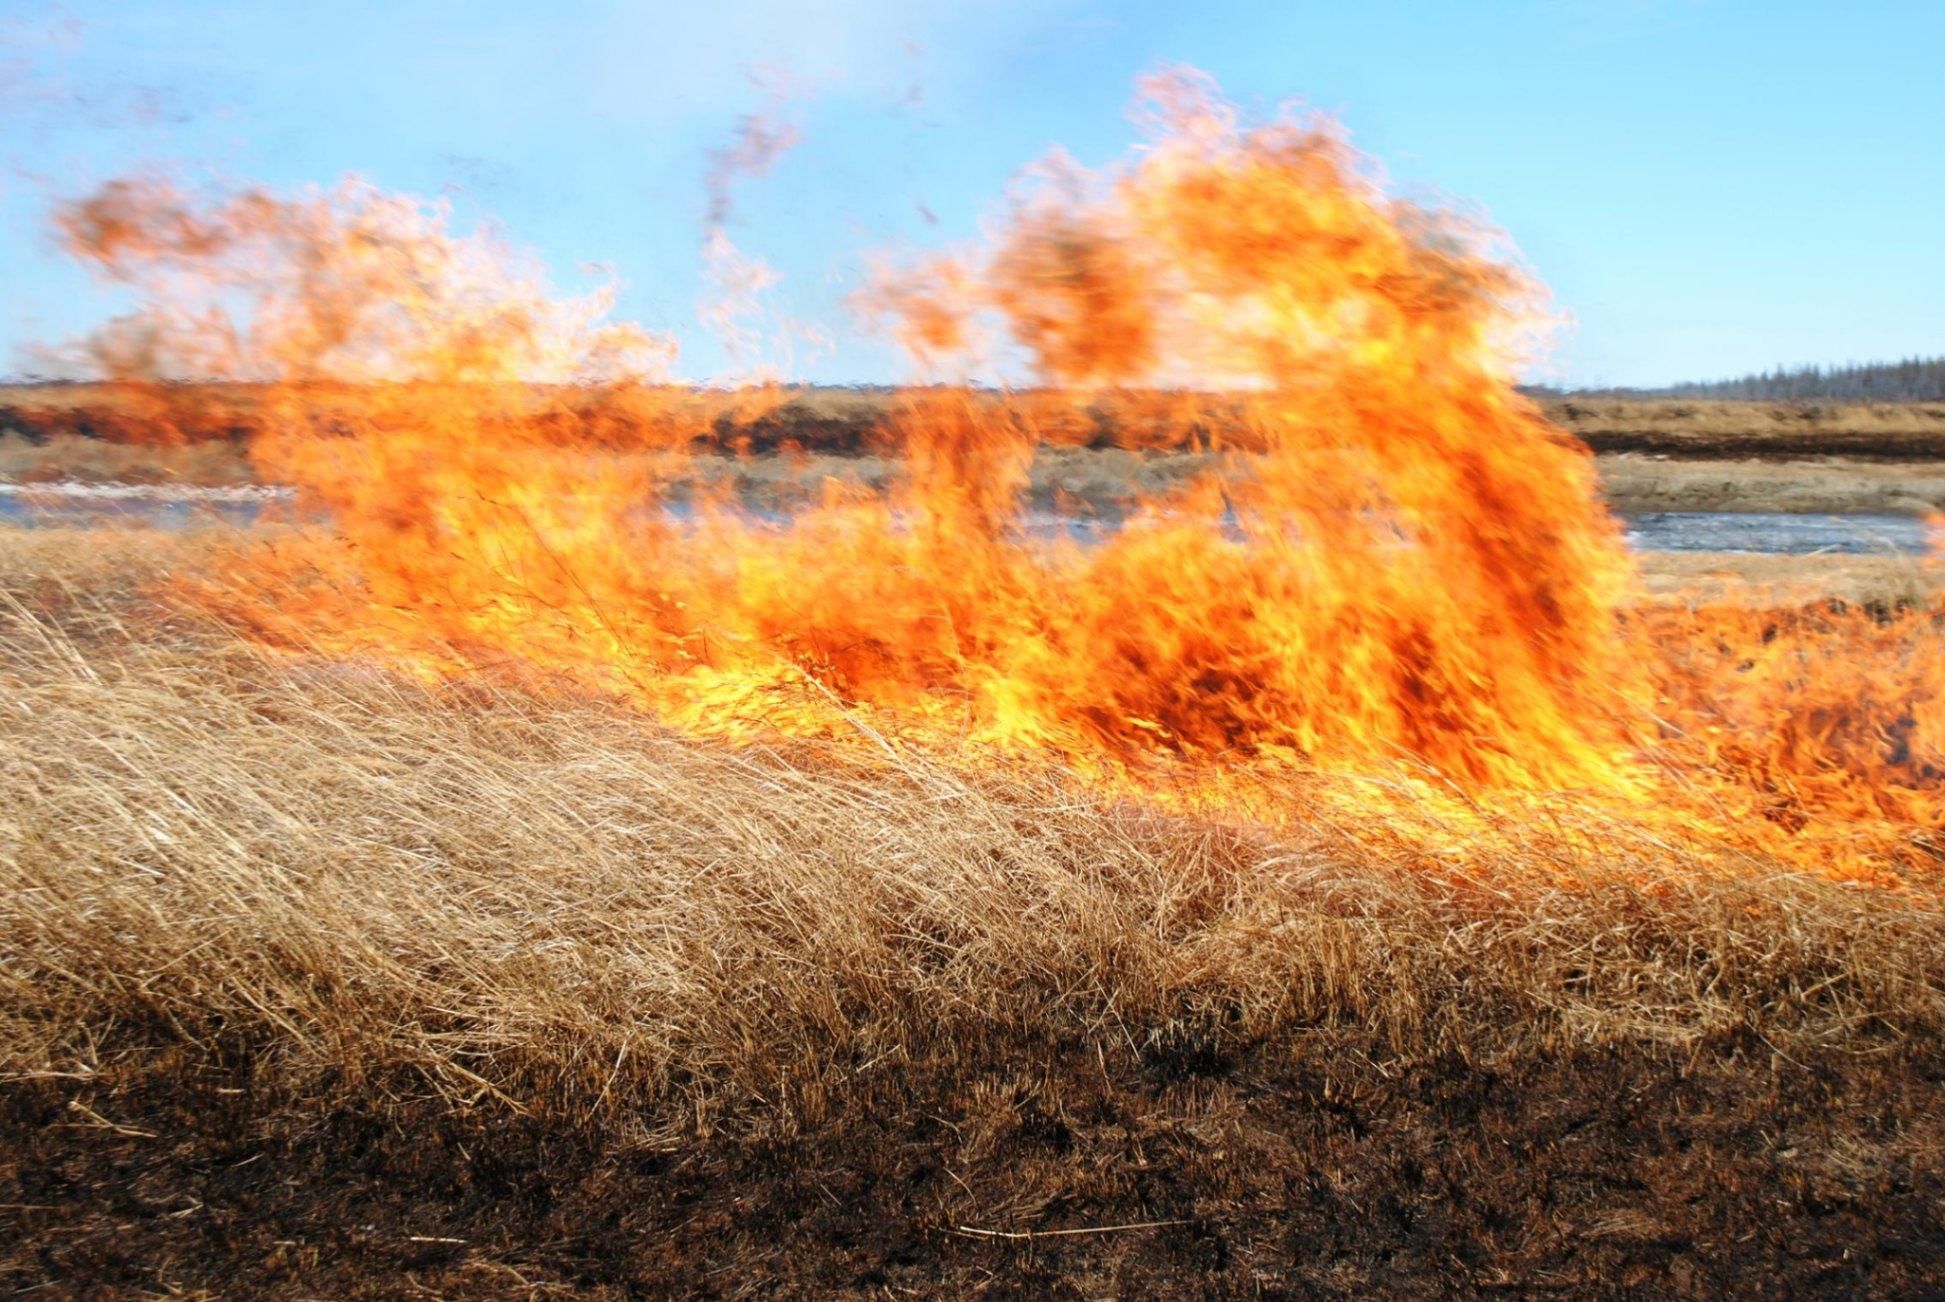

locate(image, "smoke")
[[695, 70, 827, 379], [705, 114, 804, 229]]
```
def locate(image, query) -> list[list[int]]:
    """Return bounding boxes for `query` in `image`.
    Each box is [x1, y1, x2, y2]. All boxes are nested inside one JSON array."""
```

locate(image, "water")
[[0, 483, 1930, 556], [1622, 512, 1927, 555], [0, 483, 282, 530]]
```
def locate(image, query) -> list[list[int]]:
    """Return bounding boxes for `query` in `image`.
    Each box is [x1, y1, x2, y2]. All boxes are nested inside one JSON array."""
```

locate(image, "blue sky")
[[2, 0, 1939, 386]]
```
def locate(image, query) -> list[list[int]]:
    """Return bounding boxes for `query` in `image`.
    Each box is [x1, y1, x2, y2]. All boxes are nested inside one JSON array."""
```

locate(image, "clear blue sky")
[[2, 0, 1939, 386]]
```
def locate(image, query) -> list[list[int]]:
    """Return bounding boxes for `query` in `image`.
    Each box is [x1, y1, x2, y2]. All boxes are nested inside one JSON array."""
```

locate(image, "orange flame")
[[42, 71, 1945, 882]]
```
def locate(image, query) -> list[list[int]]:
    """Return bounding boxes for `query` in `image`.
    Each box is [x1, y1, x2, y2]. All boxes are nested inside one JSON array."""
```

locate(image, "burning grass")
[[7, 66, 1945, 1290], [2, 529, 1944, 1293], [16, 73, 1937, 886]]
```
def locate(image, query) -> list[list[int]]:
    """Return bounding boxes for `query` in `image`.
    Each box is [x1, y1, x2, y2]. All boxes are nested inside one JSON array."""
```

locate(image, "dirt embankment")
[[1548, 399, 1945, 460]]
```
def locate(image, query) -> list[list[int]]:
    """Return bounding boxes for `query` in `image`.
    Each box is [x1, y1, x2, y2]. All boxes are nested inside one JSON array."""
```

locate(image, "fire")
[[36, 71, 1945, 881]]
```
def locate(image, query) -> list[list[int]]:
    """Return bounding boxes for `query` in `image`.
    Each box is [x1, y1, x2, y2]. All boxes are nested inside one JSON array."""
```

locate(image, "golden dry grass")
[[1598, 454, 1945, 516], [1, 527, 1939, 1115], [1549, 397, 1945, 441], [1635, 550, 1940, 607], [0, 431, 256, 486]]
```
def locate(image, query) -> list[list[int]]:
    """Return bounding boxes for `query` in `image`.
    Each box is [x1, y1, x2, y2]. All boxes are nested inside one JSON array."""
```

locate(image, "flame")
[[39, 71, 1945, 882]]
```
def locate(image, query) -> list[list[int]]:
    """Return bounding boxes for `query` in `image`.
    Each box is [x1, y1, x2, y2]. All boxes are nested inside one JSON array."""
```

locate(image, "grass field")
[[2, 526, 1941, 1294]]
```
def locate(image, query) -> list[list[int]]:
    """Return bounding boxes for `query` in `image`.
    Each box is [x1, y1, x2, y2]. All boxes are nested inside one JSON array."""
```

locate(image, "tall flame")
[[40, 71, 1945, 881]]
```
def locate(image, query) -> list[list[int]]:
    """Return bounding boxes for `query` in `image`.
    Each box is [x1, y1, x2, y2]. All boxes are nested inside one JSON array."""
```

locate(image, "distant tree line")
[[1529, 356, 1945, 402]]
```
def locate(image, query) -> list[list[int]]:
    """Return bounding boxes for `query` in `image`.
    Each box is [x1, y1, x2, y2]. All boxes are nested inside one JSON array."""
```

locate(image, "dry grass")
[[1550, 397, 1945, 442], [3, 526, 1943, 1293], [1636, 550, 1940, 607], [1599, 454, 1945, 516], [0, 531, 1936, 1102], [0, 431, 256, 486]]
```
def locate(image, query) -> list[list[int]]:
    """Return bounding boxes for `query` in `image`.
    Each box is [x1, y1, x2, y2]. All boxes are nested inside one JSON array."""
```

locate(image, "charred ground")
[[9, 1026, 1942, 1295]]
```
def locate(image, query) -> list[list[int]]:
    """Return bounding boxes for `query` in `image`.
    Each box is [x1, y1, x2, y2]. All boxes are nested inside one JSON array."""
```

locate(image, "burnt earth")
[[5, 1030, 1940, 1296]]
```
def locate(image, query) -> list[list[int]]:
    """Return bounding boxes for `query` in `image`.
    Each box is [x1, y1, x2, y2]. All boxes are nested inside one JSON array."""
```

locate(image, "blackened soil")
[[5, 1031, 1941, 1297]]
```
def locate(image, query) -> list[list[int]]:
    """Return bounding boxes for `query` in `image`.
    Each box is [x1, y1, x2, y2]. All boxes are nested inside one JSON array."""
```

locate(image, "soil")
[[6, 1031, 1940, 1296]]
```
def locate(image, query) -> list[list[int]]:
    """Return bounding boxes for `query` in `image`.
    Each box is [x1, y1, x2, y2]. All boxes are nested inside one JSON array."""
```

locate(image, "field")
[[10, 41, 1945, 1293], [1, 520, 1942, 1296], [7, 387, 1945, 517], [3, 379, 1945, 1294]]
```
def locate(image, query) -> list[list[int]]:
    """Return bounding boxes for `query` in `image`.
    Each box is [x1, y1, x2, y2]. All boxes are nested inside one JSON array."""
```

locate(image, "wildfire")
[[35, 70, 1945, 881]]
